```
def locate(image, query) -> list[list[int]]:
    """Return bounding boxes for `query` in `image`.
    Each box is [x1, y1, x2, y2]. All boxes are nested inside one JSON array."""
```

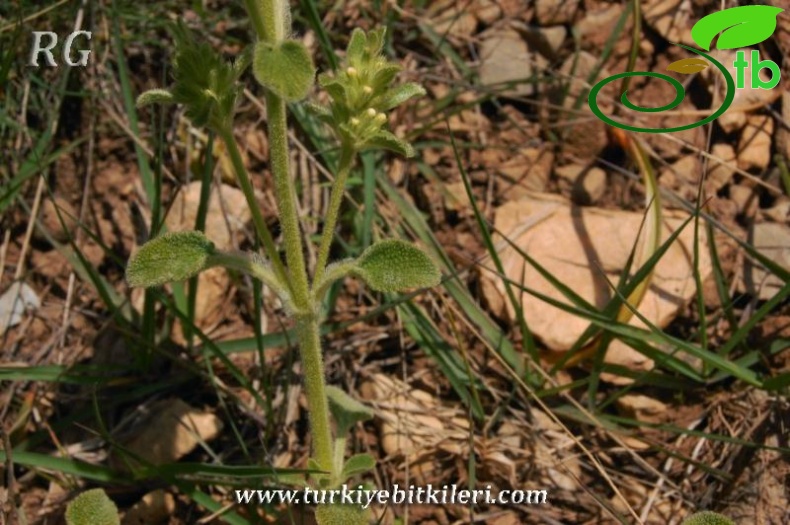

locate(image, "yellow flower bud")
[[346, 66, 358, 77], [366, 108, 377, 117], [362, 85, 373, 94]]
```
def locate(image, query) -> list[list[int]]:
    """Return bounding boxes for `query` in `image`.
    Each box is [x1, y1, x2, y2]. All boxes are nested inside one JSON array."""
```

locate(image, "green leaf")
[[169, 23, 238, 129], [341, 453, 376, 480], [379, 82, 426, 110], [345, 28, 367, 63], [136, 89, 174, 108], [65, 489, 120, 525], [363, 130, 415, 157], [691, 5, 783, 51], [315, 504, 369, 525], [126, 231, 215, 288], [353, 239, 440, 292], [253, 40, 315, 101], [681, 511, 735, 525], [326, 386, 374, 435]]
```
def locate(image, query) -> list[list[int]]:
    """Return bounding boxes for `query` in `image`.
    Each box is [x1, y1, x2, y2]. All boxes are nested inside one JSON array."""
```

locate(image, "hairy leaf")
[[363, 130, 414, 157], [379, 83, 426, 111], [136, 89, 174, 108], [126, 231, 215, 288], [65, 489, 119, 525], [681, 511, 735, 525], [353, 240, 440, 292], [326, 385, 373, 435], [315, 504, 369, 525], [253, 40, 315, 101], [341, 453, 376, 480]]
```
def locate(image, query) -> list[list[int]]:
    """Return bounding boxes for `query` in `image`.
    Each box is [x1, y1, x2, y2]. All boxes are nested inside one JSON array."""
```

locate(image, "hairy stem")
[[312, 145, 356, 285], [217, 125, 290, 291], [250, 0, 334, 477], [295, 314, 334, 472], [264, 92, 311, 308]]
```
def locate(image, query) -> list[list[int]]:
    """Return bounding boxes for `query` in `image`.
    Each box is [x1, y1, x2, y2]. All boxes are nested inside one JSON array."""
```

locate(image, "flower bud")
[[346, 66, 358, 77], [362, 85, 373, 95], [366, 108, 377, 117]]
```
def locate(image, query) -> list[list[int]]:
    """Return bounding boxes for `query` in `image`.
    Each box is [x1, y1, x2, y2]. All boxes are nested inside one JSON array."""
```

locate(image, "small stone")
[[729, 184, 758, 218], [706, 144, 737, 193], [572, 167, 606, 205], [616, 394, 668, 424], [742, 222, 790, 300], [470, 0, 501, 25], [554, 163, 586, 183], [520, 25, 566, 58], [535, 0, 580, 25], [737, 116, 774, 172], [762, 198, 790, 223], [479, 29, 546, 97]]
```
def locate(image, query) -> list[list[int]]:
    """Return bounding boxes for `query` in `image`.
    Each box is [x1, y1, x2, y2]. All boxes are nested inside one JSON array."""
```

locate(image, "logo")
[[588, 5, 783, 133]]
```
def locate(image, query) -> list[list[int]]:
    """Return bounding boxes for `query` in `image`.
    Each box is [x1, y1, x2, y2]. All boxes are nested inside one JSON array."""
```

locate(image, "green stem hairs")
[[123, 0, 438, 522]]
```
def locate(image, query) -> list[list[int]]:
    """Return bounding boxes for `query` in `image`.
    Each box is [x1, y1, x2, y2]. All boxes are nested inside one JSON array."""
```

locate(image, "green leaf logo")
[[352, 239, 440, 292], [126, 231, 215, 288], [691, 5, 783, 51], [253, 40, 315, 101]]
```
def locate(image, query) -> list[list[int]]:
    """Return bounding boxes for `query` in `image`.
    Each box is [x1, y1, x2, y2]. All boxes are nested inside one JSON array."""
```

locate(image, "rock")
[[557, 52, 610, 160], [554, 163, 586, 183], [496, 146, 554, 196], [762, 198, 790, 223], [577, 4, 631, 52], [643, 0, 696, 45], [36, 197, 77, 242], [0, 282, 40, 335], [426, 0, 477, 37], [729, 184, 758, 219], [113, 398, 222, 469], [519, 24, 566, 59], [571, 167, 606, 205], [616, 394, 667, 424], [479, 29, 546, 97], [121, 490, 176, 525], [535, 0, 580, 25], [776, 92, 790, 160], [742, 222, 790, 300], [470, 0, 501, 25], [165, 182, 251, 251], [480, 194, 713, 382], [706, 143, 737, 193], [737, 116, 774, 172]]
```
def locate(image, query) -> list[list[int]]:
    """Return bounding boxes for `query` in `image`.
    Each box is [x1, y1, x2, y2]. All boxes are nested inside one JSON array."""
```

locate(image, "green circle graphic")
[[587, 45, 736, 133]]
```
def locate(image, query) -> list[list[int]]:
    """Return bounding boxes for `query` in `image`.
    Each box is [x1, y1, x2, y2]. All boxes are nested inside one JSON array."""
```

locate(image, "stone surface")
[[742, 222, 790, 300], [480, 194, 713, 381], [738, 115, 774, 172], [535, 0, 580, 25], [479, 29, 546, 97]]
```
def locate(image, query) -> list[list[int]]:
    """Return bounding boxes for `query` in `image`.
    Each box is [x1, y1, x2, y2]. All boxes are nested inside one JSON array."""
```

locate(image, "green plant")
[[126, 0, 436, 522], [64, 488, 120, 525], [681, 511, 735, 525]]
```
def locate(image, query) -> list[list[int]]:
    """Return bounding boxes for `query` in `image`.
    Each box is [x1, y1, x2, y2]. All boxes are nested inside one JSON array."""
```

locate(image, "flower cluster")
[[313, 28, 424, 156]]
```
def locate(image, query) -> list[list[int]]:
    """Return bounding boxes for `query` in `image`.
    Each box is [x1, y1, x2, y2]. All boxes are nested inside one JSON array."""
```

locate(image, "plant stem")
[[312, 144, 356, 285], [250, 0, 334, 477], [295, 314, 334, 472], [217, 126, 291, 291], [265, 92, 311, 308]]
